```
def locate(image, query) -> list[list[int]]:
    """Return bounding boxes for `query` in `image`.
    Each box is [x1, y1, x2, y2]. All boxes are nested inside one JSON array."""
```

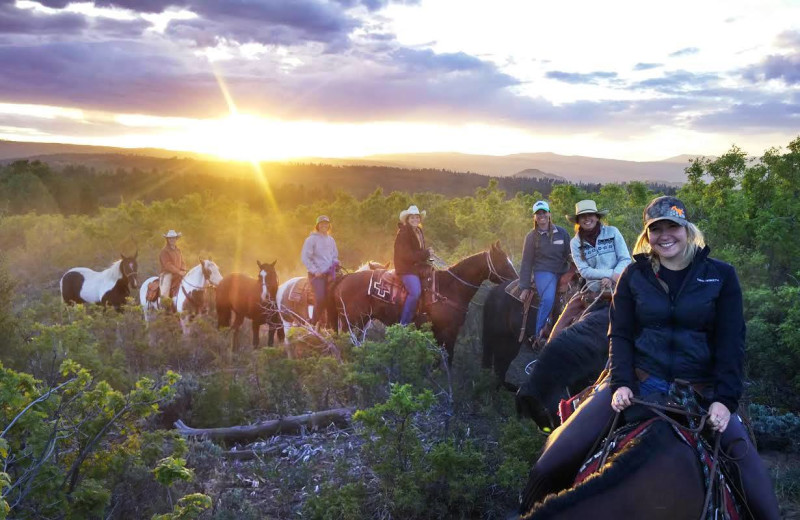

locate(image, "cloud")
[[692, 102, 800, 131], [633, 70, 720, 93], [545, 71, 618, 84], [634, 62, 662, 71], [669, 47, 699, 57], [744, 53, 800, 85], [0, 3, 87, 34], [776, 29, 800, 49]]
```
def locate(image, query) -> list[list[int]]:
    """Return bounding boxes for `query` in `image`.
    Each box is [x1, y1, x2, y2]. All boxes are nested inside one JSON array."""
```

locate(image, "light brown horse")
[[330, 241, 518, 362]]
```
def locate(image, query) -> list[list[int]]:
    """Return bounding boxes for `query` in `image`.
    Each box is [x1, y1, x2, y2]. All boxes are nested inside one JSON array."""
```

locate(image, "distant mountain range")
[[0, 140, 703, 185]]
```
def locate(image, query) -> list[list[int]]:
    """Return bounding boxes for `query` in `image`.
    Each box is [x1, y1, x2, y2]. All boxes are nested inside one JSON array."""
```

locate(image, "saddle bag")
[[146, 279, 160, 302]]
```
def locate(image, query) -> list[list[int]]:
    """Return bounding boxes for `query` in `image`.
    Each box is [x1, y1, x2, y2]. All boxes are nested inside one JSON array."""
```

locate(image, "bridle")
[[433, 250, 516, 290], [485, 250, 516, 283]]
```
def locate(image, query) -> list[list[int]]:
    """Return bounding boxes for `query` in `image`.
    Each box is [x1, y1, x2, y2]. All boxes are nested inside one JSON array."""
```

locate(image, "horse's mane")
[[101, 259, 124, 284], [524, 307, 609, 398], [356, 260, 387, 271], [526, 420, 677, 519]]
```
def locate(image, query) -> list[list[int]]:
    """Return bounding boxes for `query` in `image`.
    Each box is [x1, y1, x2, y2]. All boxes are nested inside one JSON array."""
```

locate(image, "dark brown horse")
[[518, 420, 707, 520], [330, 241, 518, 361], [216, 260, 283, 348]]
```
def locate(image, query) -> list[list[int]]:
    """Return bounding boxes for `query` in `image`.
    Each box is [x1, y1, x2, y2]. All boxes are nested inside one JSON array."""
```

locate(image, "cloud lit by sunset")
[[0, 0, 798, 161]]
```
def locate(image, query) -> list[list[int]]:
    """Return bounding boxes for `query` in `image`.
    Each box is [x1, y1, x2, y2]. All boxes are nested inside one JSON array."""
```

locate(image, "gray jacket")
[[301, 231, 339, 276], [519, 225, 571, 290], [570, 224, 631, 290]]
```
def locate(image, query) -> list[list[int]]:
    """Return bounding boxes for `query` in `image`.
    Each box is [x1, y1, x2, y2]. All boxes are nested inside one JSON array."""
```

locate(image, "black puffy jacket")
[[608, 246, 745, 412]]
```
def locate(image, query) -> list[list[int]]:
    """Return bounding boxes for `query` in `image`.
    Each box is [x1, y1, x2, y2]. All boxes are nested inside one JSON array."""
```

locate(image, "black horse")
[[514, 306, 611, 431], [216, 260, 284, 348], [481, 274, 579, 389]]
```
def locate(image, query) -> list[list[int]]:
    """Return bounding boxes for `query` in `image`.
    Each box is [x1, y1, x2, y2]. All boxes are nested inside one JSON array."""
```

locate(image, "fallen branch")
[[174, 408, 353, 442]]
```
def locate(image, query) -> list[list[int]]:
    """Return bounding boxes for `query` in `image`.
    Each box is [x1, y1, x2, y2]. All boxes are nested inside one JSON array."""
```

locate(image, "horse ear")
[[257, 260, 263, 269], [270, 260, 277, 267], [493, 240, 500, 249], [199, 255, 204, 264], [384, 261, 390, 269]]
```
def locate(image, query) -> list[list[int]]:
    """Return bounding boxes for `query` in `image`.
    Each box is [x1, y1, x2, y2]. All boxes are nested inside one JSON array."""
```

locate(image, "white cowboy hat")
[[566, 200, 609, 223], [162, 230, 182, 238], [398, 205, 427, 223]]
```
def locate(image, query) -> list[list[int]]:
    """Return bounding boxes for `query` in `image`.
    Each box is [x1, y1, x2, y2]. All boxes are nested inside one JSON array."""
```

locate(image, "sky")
[[0, 0, 798, 161]]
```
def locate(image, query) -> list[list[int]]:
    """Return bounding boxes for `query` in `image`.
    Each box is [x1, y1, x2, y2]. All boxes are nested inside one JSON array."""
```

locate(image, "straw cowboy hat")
[[566, 200, 609, 223], [398, 205, 426, 223], [162, 229, 182, 238]]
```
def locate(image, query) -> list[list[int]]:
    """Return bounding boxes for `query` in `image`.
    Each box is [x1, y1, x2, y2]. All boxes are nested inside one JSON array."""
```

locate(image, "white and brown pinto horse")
[[139, 259, 223, 316], [61, 253, 139, 311]]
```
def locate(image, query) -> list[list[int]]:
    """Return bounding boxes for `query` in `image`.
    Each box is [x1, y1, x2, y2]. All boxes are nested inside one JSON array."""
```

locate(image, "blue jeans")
[[400, 274, 421, 325], [534, 271, 558, 337], [309, 275, 327, 325]]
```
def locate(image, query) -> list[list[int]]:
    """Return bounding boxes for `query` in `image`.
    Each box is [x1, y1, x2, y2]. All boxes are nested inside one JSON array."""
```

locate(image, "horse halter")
[[201, 261, 217, 288]]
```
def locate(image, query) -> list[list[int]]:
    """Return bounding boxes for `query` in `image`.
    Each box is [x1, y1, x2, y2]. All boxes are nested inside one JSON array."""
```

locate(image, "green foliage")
[[303, 482, 368, 520], [749, 404, 800, 453], [0, 360, 183, 519], [153, 457, 195, 487], [680, 137, 800, 286], [743, 285, 800, 409], [151, 493, 212, 520], [428, 439, 489, 514], [495, 418, 547, 490], [353, 384, 436, 517], [348, 325, 440, 404]]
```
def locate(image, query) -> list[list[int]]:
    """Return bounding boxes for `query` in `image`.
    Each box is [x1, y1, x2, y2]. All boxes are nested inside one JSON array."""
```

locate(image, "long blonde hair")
[[633, 221, 705, 272]]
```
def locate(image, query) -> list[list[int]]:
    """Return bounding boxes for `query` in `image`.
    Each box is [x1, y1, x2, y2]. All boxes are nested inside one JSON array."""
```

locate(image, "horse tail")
[[327, 274, 348, 333], [215, 281, 232, 328]]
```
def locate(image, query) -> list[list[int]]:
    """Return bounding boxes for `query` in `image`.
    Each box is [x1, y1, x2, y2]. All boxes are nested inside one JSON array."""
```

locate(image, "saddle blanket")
[[367, 269, 405, 305]]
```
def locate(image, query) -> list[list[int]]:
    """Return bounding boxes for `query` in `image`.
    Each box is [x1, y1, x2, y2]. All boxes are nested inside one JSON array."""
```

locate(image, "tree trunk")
[[173, 408, 353, 442]]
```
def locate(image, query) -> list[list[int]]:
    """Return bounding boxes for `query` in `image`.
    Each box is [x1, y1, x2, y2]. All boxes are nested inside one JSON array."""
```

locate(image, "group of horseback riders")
[[151, 194, 778, 518], [517, 195, 779, 519]]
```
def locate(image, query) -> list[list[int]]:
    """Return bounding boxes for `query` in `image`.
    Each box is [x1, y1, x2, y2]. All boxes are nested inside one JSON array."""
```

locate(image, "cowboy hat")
[[398, 205, 427, 223], [162, 230, 182, 238], [566, 200, 609, 223]]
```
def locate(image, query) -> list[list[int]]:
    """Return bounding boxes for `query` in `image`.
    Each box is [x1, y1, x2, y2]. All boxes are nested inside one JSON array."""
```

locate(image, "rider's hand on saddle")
[[519, 289, 532, 301], [601, 277, 613, 289], [611, 386, 634, 412], [708, 401, 731, 433]]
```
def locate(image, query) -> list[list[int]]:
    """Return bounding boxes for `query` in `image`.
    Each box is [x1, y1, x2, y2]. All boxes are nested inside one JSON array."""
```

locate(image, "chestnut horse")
[[517, 420, 708, 520], [330, 241, 517, 362], [216, 260, 283, 348]]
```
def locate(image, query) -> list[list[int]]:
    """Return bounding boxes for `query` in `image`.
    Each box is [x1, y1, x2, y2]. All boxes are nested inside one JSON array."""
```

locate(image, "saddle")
[[146, 276, 181, 303], [288, 277, 314, 305], [572, 383, 742, 520], [367, 268, 434, 311]]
